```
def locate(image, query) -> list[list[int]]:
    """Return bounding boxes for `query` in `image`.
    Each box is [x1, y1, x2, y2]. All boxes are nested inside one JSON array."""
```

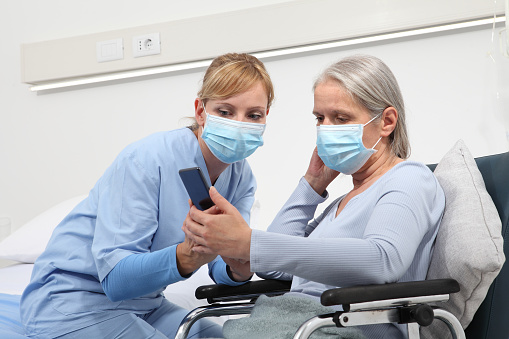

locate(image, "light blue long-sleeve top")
[[20, 128, 256, 338], [251, 161, 445, 338]]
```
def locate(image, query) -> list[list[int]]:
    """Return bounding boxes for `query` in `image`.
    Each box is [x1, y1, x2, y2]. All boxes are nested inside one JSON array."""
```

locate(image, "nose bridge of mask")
[[202, 104, 266, 134]]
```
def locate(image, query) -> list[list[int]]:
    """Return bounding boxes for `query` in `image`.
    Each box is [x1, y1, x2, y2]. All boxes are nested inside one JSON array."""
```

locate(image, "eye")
[[247, 112, 263, 121], [335, 114, 351, 124], [218, 109, 231, 117], [314, 115, 324, 123]]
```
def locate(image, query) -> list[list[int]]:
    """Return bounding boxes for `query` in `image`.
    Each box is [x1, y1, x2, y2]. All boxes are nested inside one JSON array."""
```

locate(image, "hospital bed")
[[0, 196, 220, 338], [176, 140, 509, 339]]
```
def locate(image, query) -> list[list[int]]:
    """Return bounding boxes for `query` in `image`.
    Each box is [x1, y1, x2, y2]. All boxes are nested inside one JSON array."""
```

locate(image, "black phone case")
[[179, 167, 214, 211]]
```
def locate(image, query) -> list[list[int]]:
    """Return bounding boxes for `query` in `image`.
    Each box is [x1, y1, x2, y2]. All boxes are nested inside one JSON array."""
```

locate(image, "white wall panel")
[[21, 0, 505, 84]]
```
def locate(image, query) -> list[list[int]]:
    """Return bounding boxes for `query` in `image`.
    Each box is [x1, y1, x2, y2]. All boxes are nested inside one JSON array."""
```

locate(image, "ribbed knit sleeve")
[[250, 162, 444, 290]]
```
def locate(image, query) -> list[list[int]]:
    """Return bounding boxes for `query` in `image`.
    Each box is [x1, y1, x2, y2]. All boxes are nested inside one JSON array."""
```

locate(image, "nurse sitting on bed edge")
[[20, 53, 274, 339]]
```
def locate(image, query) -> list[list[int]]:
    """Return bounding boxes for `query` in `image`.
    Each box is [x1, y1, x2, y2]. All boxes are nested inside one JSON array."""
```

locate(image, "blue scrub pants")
[[53, 299, 223, 339]]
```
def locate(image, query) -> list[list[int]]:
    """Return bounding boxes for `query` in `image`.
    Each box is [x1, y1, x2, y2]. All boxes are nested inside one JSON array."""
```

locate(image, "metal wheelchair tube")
[[432, 309, 466, 339], [292, 316, 336, 339], [175, 302, 254, 339]]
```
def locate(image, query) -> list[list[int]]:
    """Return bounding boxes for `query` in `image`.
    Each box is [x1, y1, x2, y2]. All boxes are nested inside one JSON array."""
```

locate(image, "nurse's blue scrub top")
[[20, 128, 257, 337]]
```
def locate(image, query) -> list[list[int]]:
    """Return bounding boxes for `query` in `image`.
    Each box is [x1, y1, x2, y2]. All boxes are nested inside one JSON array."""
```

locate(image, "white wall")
[[1, 1, 508, 234]]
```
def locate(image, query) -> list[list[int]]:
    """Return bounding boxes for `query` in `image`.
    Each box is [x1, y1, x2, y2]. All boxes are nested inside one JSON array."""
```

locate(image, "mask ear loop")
[[371, 137, 382, 150], [365, 112, 383, 150], [363, 112, 383, 126]]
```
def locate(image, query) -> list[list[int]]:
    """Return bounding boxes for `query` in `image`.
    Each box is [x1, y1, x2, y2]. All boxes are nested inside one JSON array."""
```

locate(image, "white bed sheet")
[[0, 263, 33, 295], [0, 263, 214, 309], [0, 262, 227, 325]]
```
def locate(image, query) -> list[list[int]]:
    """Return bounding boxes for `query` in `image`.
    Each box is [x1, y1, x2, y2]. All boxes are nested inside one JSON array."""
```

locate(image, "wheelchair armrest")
[[321, 278, 459, 309], [195, 279, 292, 303]]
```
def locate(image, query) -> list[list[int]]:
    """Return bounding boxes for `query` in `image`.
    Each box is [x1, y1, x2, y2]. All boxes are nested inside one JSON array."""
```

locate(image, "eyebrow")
[[313, 109, 353, 116], [215, 102, 266, 112]]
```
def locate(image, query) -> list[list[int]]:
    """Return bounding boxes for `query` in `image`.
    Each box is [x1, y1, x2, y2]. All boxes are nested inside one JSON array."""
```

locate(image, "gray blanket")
[[222, 294, 366, 339]]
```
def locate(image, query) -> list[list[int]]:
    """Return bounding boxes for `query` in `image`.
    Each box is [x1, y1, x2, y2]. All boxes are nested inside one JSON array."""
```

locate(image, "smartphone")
[[179, 167, 215, 211]]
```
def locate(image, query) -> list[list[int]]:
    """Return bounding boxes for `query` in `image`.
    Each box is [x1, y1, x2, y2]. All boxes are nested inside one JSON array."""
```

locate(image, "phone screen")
[[179, 167, 215, 211]]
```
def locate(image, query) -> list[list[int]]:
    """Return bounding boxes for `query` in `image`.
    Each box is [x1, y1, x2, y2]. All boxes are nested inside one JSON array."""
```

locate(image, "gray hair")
[[313, 55, 410, 159]]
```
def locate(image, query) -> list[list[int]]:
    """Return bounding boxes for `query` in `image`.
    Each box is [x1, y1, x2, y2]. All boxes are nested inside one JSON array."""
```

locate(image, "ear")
[[265, 108, 270, 117], [195, 98, 206, 127], [380, 107, 398, 137]]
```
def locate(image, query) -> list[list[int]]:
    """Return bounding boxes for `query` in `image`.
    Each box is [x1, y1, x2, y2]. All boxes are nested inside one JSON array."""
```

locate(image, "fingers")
[[187, 202, 203, 222], [209, 187, 235, 214], [203, 204, 222, 215], [183, 219, 201, 239], [181, 219, 216, 259], [182, 216, 206, 247], [191, 244, 214, 255]]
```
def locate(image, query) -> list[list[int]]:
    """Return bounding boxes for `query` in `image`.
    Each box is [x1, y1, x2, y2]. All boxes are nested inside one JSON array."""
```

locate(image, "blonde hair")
[[314, 55, 410, 159], [198, 53, 274, 108]]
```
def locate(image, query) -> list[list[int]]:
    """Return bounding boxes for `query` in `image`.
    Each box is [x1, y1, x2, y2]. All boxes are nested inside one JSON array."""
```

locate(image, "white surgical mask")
[[316, 113, 381, 174], [201, 106, 266, 164]]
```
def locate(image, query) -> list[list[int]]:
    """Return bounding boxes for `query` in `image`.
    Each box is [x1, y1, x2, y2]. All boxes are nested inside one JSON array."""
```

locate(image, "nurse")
[[20, 53, 274, 339]]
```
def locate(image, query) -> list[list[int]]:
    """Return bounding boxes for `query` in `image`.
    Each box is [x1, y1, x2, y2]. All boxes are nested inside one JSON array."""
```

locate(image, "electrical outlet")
[[133, 33, 161, 58]]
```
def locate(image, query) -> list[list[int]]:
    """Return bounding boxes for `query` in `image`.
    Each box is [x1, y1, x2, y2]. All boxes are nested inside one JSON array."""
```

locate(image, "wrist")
[[226, 264, 252, 282], [303, 174, 327, 196], [176, 243, 198, 277], [240, 228, 253, 262]]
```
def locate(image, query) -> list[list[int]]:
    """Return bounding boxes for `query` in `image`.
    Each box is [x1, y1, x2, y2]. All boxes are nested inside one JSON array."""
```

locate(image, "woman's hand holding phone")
[[183, 187, 252, 263]]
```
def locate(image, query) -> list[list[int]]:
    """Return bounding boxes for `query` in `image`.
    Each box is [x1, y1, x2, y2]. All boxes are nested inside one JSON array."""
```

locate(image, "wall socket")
[[132, 33, 161, 58]]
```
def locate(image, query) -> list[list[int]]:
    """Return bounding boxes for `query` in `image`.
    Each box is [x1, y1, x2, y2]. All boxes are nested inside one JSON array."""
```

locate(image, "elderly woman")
[[184, 54, 445, 338]]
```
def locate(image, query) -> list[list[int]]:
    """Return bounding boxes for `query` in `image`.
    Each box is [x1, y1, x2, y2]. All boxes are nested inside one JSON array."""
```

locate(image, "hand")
[[176, 236, 216, 277], [223, 257, 253, 282], [304, 147, 340, 195], [183, 187, 252, 262], [176, 201, 218, 276]]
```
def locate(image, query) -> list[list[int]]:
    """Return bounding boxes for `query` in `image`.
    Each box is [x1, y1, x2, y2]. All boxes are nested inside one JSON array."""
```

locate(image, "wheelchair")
[[176, 149, 509, 339]]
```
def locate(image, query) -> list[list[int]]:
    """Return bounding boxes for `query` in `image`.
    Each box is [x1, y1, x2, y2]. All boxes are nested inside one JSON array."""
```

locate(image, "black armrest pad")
[[196, 279, 292, 303], [321, 279, 460, 306]]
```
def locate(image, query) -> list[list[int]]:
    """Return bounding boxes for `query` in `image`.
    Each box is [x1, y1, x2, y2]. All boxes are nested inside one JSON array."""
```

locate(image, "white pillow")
[[0, 195, 87, 263], [421, 140, 505, 338]]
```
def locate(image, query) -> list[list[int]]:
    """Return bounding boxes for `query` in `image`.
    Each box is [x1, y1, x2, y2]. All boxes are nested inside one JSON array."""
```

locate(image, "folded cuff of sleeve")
[[101, 245, 188, 301], [209, 258, 247, 286]]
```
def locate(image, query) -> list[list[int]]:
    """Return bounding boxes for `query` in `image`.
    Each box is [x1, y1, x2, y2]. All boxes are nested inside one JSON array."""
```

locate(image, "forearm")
[[250, 230, 410, 287], [267, 177, 327, 236], [101, 245, 185, 302]]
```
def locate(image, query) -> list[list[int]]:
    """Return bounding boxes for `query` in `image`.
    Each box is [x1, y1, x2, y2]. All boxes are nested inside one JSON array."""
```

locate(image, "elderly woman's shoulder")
[[387, 160, 437, 182], [395, 160, 433, 171]]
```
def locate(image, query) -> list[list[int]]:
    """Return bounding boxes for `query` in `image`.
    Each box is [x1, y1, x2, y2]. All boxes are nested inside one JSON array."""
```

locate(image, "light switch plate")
[[96, 38, 124, 63]]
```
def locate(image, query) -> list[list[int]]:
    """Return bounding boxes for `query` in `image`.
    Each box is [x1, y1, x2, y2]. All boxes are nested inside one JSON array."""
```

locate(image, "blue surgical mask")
[[316, 114, 382, 174], [201, 109, 266, 164]]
